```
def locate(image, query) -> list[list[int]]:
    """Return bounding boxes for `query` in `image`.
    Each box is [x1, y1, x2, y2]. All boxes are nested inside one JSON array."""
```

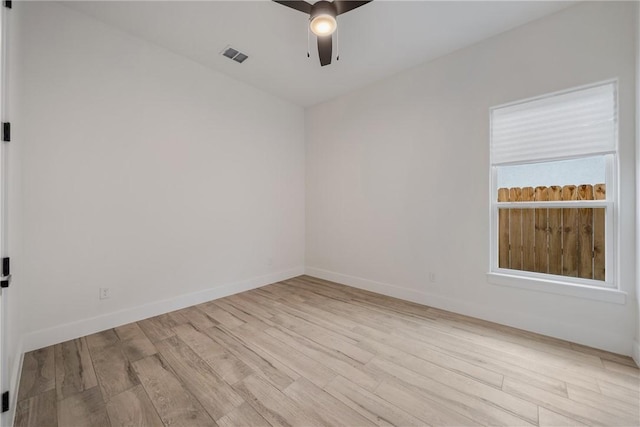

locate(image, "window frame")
[[488, 81, 620, 294]]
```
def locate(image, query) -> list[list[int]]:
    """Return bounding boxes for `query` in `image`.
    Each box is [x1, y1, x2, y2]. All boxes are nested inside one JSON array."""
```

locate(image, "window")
[[490, 81, 617, 289]]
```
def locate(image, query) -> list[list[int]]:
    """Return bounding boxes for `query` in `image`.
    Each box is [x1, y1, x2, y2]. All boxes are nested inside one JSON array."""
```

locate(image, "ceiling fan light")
[[310, 14, 337, 36]]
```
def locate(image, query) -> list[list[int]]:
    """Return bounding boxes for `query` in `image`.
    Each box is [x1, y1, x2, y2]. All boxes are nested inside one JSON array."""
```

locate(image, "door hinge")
[[1, 257, 10, 288], [2, 122, 10, 142], [3, 1, 11, 9], [1, 391, 8, 413]]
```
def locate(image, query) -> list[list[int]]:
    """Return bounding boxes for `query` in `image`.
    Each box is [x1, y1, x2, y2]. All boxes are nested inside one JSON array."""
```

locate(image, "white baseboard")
[[305, 267, 632, 356], [23, 267, 304, 352], [633, 339, 640, 367], [1, 338, 24, 427]]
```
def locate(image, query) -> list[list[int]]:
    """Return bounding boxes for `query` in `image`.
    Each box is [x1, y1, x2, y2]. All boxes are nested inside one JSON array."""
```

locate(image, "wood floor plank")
[[114, 323, 146, 342], [15, 389, 57, 427], [419, 316, 620, 391], [204, 325, 298, 390], [174, 323, 254, 385], [228, 322, 337, 388], [324, 295, 430, 333], [270, 311, 375, 364], [87, 340, 140, 400], [502, 376, 634, 426], [441, 315, 604, 368], [270, 309, 360, 346], [324, 375, 426, 426], [496, 344, 632, 392], [178, 306, 219, 331], [568, 363, 640, 392], [366, 356, 538, 426], [105, 385, 163, 427], [284, 377, 376, 426], [55, 337, 98, 400], [165, 309, 191, 327], [287, 278, 402, 311], [310, 298, 395, 335], [197, 302, 245, 329], [374, 380, 480, 426], [216, 402, 271, 427], [357, 330, 505, 389], [209, 299, 276, 329], [340, 324, 503, 390], [232, 374, 325, 427], [597, 379, 640, 406], [253, 291, 365, 342], [254, 284, 307, 305], [291, 277, 437, 321], [137, 315, 177, 343], [566, 383, 640, 418], [396, 323, 577, 396], [602, 359, 640, 378], [17, 347, 55, 401], [57, 386, 109, 427], [265, 326, 379, 391], [85, 329, 119, 349], [155, 336, 244, 420], [570, 343, 639, 368], [114, 323, 158, 362], [120, 335, 157, 363], [132, 354, 216, 426], [224, 293, 280, 322], [538, 407, 587, 426]]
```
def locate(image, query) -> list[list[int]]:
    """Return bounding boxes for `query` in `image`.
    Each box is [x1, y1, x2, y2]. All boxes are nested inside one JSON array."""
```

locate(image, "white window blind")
[[491, 82, 617, 165]]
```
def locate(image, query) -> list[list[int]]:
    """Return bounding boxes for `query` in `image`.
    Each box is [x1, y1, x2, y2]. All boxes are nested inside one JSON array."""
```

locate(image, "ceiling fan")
[[273, 1, 372, 66]]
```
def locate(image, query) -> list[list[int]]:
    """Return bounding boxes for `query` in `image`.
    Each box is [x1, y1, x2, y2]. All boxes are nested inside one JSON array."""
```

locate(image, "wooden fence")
[[498, 184, 605, 281]]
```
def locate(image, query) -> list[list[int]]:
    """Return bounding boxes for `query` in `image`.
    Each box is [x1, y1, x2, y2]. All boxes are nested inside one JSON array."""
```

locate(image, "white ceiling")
[[62, 1, 575, 107]]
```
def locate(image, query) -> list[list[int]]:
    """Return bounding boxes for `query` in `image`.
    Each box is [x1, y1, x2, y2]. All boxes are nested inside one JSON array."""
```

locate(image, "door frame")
[[0, 1, 10, 422]]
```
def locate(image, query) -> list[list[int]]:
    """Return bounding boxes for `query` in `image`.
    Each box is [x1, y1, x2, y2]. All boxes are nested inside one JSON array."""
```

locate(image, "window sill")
[[486, 272, 626, 304]]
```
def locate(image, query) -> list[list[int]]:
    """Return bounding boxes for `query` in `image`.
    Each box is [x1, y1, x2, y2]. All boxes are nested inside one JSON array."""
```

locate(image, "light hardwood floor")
[[14, 276, 640, 426]]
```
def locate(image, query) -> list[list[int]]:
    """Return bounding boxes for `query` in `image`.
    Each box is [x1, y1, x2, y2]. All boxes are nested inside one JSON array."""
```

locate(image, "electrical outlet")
[[99, 287, 110, 300], [428, 272, 436, 283]]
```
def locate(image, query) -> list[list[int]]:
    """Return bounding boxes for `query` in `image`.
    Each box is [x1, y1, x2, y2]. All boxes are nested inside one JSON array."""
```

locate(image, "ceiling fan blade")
[[272, 0, 312, 14], [317, 35, 332, 66], [334, 0, 372, 15]]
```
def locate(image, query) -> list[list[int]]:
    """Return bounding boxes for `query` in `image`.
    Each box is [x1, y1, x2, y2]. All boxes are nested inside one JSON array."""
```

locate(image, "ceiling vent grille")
[[221, 46, 249, 64]]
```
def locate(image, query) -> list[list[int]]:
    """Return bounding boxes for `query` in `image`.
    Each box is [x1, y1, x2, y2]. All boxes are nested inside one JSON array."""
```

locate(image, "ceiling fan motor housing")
[[310, 1, 337, 20], [272, 0, 372, 66]]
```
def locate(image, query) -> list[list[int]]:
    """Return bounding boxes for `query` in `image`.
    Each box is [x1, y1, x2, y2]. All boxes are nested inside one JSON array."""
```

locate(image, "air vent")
[[233, 53, 248, 64], [221, 46, 249, 64]]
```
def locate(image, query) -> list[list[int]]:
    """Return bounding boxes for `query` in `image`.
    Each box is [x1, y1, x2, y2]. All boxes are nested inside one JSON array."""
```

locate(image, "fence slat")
[[509, 187, 523, 271], [593, 184, 606, 281], [534, 186, 549, 274], [498, 183, 605, 281], [548, 186, 563, 275], [578, 185, 594, 279], [521, 187, 535, 272], [562, 186, 578, 277], [498, 188, 510, 269]]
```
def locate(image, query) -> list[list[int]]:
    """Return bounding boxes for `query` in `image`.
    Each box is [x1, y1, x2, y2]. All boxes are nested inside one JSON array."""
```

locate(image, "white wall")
[[306, 1, 637, 355], [17, 2, 305, 351]]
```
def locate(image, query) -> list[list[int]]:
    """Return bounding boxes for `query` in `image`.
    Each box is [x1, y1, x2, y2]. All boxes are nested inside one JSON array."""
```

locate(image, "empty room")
[[0, 0, 639, 426]]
